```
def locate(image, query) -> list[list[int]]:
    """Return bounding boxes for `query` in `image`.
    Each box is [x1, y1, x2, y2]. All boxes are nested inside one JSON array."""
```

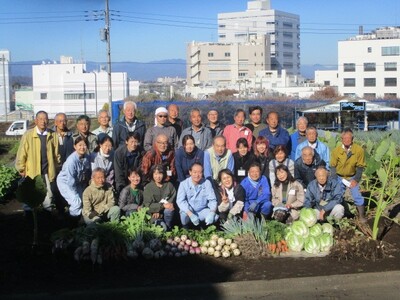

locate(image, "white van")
[[5, 120, 29, 136]]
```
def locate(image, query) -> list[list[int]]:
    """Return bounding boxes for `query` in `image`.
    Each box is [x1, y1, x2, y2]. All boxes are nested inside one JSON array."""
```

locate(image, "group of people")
[[15, 101, 367, 230]]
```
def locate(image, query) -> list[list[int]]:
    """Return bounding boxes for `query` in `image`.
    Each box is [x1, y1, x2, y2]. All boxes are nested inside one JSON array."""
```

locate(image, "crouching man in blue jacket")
[[304, 167, 344, 221], [176, 162, 219, 228]]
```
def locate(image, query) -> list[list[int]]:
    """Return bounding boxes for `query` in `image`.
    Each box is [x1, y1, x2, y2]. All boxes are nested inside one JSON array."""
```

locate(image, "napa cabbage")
[[299, 208, 318, 227]]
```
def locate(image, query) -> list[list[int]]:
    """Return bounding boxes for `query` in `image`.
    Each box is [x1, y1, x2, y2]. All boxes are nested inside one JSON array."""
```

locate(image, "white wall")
[[0, 50, 11, 116]]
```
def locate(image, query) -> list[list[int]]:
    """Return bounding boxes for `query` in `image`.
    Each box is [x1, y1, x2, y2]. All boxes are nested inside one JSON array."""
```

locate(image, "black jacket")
[[112, 118, 146, 149], [294, 152, 326, 189]]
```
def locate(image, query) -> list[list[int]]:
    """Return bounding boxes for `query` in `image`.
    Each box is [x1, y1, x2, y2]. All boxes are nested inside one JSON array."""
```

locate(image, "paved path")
[[4, 271, 400, 299]]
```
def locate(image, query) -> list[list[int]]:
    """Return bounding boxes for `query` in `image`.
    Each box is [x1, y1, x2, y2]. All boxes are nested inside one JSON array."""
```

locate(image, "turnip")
[[160, 250, 167, 257], [96, 253, 103, 265], [178, 244, 184, 251], [166, 238, 173, 245], [222, 251, 230, 258], [214, 250, 221, 258], [132, 239, 145, 252], [217, 237, 225, 246], [215, 245, 222, 251], [200, 246, 208, 254], [74, 246, 83, 262], [175, 252, 182, 258], [142, 247, 154, 259], [189, 248, 195, 255], [223, 245, 231, 252], [164, 245, 171, 252], [195, 247, 201, 255], [185, 239, 192, 246], [171, 241, 177, 247], [179, 240, 185, 247], [149, 239, 162, 251], [174, 236, 181, 243], [154, 251, 162, 259], [127, 250, 138, 259], [225, 239, 232, 246], [191, 241, 199, 248], [180, 235, 188, 242], [207, 247, 215, 256], [230, 243, 238, 250], [184, 245, 190, 251], [211, 234, 219, 241], [203, 240, 210, 247], [209, 240, 217, 248], [233, 249, 241, 256]]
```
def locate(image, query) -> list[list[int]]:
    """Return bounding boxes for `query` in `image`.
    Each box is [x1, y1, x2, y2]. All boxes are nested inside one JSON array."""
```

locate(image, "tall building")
[[0, 49, 11, 117], [187, 35, 270, 87], [218, 0, 300, 75], [338, 27, 400, 99]]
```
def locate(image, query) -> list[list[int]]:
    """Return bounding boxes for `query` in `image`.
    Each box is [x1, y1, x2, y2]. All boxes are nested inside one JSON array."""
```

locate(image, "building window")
[[384, 93, 397, 99], [364, 78, 376, 87], [219, 34, 226, 39], [266, 21, 275, 25], [384, 62, 397, 71], [224, 52, 230, 57], [283, 52, 293, 58], [283, 42, 293, 48], [344, 63, 356, 72], [283, 32, 293, 38], [385, 78, 397, 86], [218, 24, 226, 28], [40, 93, 47, 100], [238, 72, 247, 77], [283, 63, 293, 69], [382, 46, 400, 56], [363, 93, 376, 99], [363, 63, 376, 71], [283, 22, 293, 28], [234, 33, 247, 38], [254, 52, 257, 56], [64, 93, 95, 100], [324, 81, 331, 86], [367, 47, 372, 53], [344, 78, 356, 87], [208, 52, 214, 57]]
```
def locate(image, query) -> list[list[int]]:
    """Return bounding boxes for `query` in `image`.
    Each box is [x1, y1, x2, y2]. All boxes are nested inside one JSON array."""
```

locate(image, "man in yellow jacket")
[[15, 111, 61, 211]]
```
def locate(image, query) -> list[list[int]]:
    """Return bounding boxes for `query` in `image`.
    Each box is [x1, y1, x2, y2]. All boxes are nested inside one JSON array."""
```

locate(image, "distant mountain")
[[300, 64, 337, 80], [10, 59, 187, 82]]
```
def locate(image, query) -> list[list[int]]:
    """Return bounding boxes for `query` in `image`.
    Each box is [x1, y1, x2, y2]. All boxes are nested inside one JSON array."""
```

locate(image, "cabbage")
[[287, 234, 304, 252], [319, 233, 334, 252], [291, 220, 309, 238], [321, 223, 334, 236], [299, 208, 318, 227], [309, 223, 323, 237], [304, 236, 320, 254]]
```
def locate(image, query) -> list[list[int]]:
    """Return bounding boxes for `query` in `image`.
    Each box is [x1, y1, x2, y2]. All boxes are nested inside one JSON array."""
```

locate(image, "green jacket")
[[15, 127, 60, 182], [82, 182, 116, 218], [143, 181, 176, 214]]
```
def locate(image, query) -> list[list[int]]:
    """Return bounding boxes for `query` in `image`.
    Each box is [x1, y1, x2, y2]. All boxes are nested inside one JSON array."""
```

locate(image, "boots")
[[356, 205, 367, 223]]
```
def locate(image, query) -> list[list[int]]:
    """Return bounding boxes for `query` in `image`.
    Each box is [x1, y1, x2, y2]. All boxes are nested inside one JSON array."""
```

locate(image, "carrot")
[[270, 244, 277, 253], [277, 241, 282, 250]]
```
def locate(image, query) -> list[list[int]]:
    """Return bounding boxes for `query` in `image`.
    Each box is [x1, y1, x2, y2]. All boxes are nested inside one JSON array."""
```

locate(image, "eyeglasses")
[[157, 115, 168, 118]]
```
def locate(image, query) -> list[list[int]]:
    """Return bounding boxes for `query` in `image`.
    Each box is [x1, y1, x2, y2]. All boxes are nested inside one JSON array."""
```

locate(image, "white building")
[[218, 0, 300, 75], [32, 56, 129, 118], [315, 27, 400, 99], [0, 49, 11, 117], [187, 35, 270, 87]]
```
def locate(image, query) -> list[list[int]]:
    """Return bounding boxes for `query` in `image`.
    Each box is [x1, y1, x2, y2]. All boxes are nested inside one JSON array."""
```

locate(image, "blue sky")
[[0, 0, 399, 67]]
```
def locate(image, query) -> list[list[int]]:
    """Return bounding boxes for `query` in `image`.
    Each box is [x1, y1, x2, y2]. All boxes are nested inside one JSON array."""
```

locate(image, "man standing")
[[176, 163, 218, 228], [223, 109, 253, 153], [113, 101, 146, 149], [203, 136, 234, 183], [245, 106, 267, 139], [15, 111, 60, 211], [206, 109, 225, 138], [259, 111, 290, 153], [166, 104, 183, 139], [295, 126, 330, 164], [330, 128, 367, 222], [179, 108, 213, 151], [72, 115, 98, 154], [92, 109, 113, 137], [290, 116, 308, 160], [53, 112, 74, 166]]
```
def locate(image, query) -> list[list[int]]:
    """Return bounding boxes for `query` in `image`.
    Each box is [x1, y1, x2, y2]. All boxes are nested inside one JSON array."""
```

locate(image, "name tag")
[[244, 130, 249, 136], [238, 169, 246, 176], [288, 189, 296, 196], [167, 170, 172, 176]]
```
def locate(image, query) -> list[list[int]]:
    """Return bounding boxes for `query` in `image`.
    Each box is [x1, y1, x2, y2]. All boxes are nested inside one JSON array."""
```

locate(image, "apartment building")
[[0, 49, 11, 116], [218, 0, 300, 75]]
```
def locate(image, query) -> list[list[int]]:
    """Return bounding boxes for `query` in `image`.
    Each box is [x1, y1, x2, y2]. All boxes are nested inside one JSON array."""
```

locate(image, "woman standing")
[[175, 135, 204, 182], [57, 136, 91, 218]]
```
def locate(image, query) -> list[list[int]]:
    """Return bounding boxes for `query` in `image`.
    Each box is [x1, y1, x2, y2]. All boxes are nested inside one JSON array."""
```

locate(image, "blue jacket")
[[290, 131, 307, 160], [259, 126, 290, 152], [176, 178, 217, 214], [57, 151, 91, 204], [295, 140, 330, 165], [112, 118, 146, 149], [304, 177, 343, 212], [175, 146, 204, 182], [240, 175, 271, 209]]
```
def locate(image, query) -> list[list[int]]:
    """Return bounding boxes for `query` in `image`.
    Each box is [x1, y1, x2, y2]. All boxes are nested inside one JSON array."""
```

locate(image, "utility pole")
[[105, 0, 112, 123], [2, 54, 7, 122]]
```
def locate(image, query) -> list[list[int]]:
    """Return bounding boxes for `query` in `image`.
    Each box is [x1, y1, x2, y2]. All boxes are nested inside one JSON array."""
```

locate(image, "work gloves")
[[189, 213, 200, 226], [205, 212, 216, 225], [248, 202, 258, 213]]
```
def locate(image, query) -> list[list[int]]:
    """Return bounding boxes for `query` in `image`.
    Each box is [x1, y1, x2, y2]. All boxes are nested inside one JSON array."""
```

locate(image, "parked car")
[[5, 120, 29, 136]]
